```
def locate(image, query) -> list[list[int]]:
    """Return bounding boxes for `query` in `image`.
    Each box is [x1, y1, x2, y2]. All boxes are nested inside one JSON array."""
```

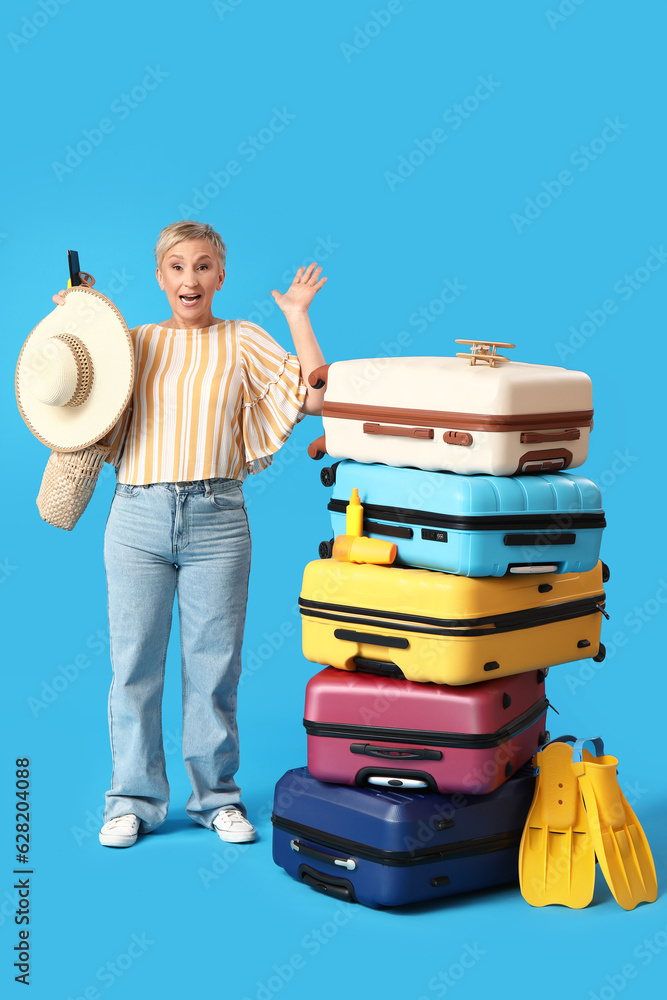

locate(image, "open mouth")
[[179, 294, 201, 304]]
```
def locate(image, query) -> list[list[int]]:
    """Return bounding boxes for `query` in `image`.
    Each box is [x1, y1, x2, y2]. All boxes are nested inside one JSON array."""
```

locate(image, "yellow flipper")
[[519, 740, 595, 908], [572, 739, 658, 911]]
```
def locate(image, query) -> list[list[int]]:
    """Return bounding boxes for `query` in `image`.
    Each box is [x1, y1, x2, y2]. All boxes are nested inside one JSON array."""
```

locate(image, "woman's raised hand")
[[271, 263, 326, 318], [52, 290, 67, 306]]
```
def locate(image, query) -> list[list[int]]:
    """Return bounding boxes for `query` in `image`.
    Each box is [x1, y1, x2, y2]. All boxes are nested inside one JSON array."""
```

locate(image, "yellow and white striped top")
[[102, 320, 306, 485]]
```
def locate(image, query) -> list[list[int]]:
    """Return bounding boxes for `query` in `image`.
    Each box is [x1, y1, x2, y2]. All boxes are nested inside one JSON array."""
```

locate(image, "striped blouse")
[[102, 320, 306, 485]]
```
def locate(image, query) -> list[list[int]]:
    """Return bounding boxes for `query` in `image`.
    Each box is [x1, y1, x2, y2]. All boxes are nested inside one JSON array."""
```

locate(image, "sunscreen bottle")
[[346, 488, 364, 536]]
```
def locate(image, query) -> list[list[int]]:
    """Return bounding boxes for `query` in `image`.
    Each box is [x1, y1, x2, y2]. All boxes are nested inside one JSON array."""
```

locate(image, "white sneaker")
[[212, 808, 256, 843], [99, 814, 141, 848]]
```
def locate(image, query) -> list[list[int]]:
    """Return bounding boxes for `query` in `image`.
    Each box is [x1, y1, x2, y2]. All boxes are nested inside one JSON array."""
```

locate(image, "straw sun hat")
[[15, 284, 135, 529], [16, 284, 134, 451]]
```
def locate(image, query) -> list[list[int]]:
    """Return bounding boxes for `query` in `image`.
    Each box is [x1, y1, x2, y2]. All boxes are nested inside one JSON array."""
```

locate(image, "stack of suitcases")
[[272, 341, 608, 908]]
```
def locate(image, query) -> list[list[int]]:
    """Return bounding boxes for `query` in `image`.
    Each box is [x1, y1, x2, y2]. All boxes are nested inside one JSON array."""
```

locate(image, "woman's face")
[[156, 238, 225, 327]]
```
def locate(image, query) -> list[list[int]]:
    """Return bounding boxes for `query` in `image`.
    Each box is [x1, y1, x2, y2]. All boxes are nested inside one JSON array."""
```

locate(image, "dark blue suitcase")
[[271, 766, 535, 908], [320, 460, 606, 577]]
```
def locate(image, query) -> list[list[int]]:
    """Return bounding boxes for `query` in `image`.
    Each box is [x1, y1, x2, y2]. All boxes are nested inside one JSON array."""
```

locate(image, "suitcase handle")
[[515, 449, 573, 473], [363, 422, 434, 440], [291, 839, 357, 871], [334, 628, 409, 650], [353, 657, 405, 678], [504, 532, 576, 547], [364, 519, 414, 540], [356, 766, 441, 793], [350, 743, 443, 761], [308, 364, 330, 390], [297, 865, 356, 902], [520, 429, 581, 444], [308, 435, 327, 460]]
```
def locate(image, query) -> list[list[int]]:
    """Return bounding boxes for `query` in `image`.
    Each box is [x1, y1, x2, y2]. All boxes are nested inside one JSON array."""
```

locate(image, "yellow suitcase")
[[299, 560, 607, 685]]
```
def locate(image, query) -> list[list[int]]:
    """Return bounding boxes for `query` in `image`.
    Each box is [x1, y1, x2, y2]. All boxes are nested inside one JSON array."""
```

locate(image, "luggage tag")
[[67, 249, 95, 289]]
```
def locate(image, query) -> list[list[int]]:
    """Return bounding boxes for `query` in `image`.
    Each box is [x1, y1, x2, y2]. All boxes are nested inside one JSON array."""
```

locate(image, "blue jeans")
[[103, 478, 251, 831]]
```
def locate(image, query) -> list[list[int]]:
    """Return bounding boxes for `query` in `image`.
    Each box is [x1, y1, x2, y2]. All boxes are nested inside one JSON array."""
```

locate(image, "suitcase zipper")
[[303, 696, 549, 750], [271, 814, 523, 866], [323, 400, 594, 433], [298, 594, 606, 637], [327, 498, 606, 534]]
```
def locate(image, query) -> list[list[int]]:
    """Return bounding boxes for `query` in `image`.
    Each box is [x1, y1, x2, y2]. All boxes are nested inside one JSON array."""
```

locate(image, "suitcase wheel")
[[318, 538, 334, 559], [538, 730, 550, 746], [601, 561, 610, 584], [592, 643, 606, 663], [320, 466, 336, 487]]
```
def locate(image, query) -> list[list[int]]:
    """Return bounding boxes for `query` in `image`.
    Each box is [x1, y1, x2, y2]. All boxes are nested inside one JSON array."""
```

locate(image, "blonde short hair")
[[154, 220, 227, 270]]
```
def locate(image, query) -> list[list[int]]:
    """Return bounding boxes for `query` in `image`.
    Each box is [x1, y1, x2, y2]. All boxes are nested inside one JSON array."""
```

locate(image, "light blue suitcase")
[[320, 460, 605, 577]]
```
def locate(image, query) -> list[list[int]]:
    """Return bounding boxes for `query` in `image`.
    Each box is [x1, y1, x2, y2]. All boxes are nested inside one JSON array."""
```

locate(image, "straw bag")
[[16, 279, 134, 530], [36, 442, 111, 530]]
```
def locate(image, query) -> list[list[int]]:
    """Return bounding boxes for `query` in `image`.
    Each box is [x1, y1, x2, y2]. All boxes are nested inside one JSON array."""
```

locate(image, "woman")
[[54, 220, 327, 847]]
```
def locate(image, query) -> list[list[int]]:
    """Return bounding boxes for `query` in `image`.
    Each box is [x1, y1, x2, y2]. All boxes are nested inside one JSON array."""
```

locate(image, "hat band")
[[54, 334, 94, 407]]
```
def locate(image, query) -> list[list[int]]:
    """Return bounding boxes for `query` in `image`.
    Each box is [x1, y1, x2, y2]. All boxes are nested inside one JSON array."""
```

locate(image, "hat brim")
[[16, 287, 135, 452]]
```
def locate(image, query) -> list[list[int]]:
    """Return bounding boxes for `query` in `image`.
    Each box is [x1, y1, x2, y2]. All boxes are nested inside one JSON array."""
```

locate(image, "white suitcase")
[[308, 342, 593, 476]]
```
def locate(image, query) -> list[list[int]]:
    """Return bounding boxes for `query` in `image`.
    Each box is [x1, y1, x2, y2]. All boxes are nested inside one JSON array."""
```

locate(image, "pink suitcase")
[[304, 666, 550, 795]]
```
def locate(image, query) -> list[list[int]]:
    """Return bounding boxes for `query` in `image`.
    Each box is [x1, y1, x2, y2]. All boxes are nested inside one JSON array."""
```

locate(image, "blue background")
[[1, 0, 666, 997]]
